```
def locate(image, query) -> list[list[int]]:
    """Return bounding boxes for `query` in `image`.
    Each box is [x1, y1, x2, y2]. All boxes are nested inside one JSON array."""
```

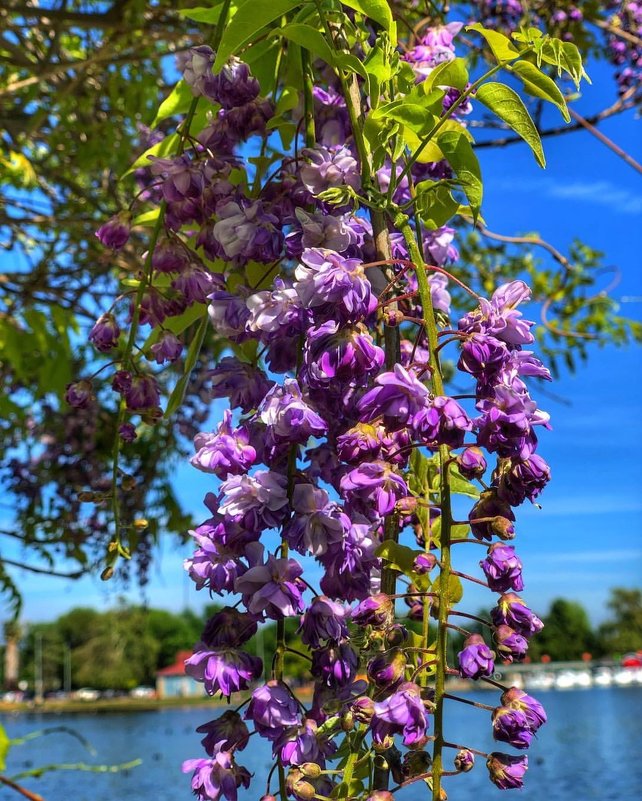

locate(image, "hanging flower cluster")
[[82, 4, 586, 799]]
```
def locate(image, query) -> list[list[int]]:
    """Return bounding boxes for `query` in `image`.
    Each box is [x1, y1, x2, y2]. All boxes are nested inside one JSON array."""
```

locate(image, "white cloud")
[[493, 177, 642, 215]]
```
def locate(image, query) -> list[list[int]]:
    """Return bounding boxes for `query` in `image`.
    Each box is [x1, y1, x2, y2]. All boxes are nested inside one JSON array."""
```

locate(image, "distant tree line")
[[2, 588, 640, 692]]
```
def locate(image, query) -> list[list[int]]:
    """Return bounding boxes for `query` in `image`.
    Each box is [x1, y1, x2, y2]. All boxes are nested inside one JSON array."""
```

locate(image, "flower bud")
[[413, 553, 437, 574], [457, 634, 495, 680], [402, 749, 432, 777], [386, 624, 409, 647], [96, 211, 131, 250], [65, 380, 93, 408], [351, 697, 375, 723], [351, 593, 394, 628], [454, 748, 475, 772], [341, 710, 355, 732], [367, 649, 406, 687], [286, 769, 315, 801], [366, 793, 395, 801], [89, 313, 121, 352], [395, 496, 417, 514], [383, 308, 403, 327], [491, 516, 516, 540], [486, 753, 528, 790], [493, 624, 529, 662], [457, 446, 487, 480], [300, 763, 322, 779], [118, 422, 137, 442]]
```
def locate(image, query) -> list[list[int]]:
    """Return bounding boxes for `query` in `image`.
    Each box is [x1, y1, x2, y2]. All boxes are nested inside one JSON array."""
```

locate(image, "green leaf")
[[475, 82, 545, 168], [510, 61, 570, 122], [415, 181, 460, 229], [152, 80, 194, 127], [422, 56, 469, 92], [375, 541, 418, 575], [448, 462, 481, 499], [448, 574, 464, 604], [537, 38, 588, 88], [214, 0, 306, 70], [123, 133, 180, 178], [437, 130, 483, 222], [278, 22, 336, 66], [165, 315, 209, 419], [132, 208, 160, 227], [466, 22, 520, 62], [0, 724, 10, 771], [178, 3, 226, 24], [340, 0, 394, 37]]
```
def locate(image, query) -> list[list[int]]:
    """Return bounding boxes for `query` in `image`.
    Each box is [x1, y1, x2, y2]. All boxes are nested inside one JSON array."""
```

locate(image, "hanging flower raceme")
[[84, 8, 581, 797]]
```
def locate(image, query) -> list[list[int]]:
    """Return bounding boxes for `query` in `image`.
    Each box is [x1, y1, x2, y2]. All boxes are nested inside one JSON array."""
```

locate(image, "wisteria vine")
[[74, 2, 590, 799]]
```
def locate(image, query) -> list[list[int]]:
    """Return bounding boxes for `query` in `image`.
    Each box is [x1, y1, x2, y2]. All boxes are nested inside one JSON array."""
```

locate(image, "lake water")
[[2, 688, 641, 800]]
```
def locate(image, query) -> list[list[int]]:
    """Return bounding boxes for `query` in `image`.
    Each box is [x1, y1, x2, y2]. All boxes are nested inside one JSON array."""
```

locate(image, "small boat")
[[593, 667, 613, 687]]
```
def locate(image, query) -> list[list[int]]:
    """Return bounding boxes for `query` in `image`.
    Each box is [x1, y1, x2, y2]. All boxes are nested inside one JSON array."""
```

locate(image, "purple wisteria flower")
[[351, 594, 394, 628], [457, 446, 487, 480], [276, 718, 336, 767], [208, 291, 252, 340], [319, 521, 380, 602], [357, 364, 429, 430], [197, 711, 250, 754], [257, 379, 327, 446], [124, 375, 161, 412], [457, 634, 496, 680], [475, 385, 549, 460], [218, 471, 289, 531], [486, 752, 528, 790], [210, 57, 260, 109], [303, 321, 384, 388], [65, 380, 93, 408], [496, 454, 551, 505], [191, 410, 257, 479], [367, 650, 406, 688], [246, 681, 301, 741], [245, 280, 305, 337], [480, 543, 524, 592], [89, 313, 120, 352], [283, 484, 348, 557], [211, 200, 283, 265], [201, 607, 258, 648], [371, 683, 429, 747], [501, 687, 547, 732], [235, 544, 306, 619], [492, 706, 533, 749], [178, 45, 217, 98], [468, 490, 516, 541], [210, 358, 274, 413], [299, 596, 348, 648], [184, 529, 247, 594], [96, 212, 130, 249], [185, 644, 262, 698], [294, 248, 377, 324], [299, 145, 360, 196], [454, 749, 475, 773], [459, 281, 535, 346], [491, 593, 544, 638], [182, 746, 251, 801], [340, 461, 408, 518], [285, 208, 355, 257], [150, 330, 183, 364], [411, 395, 472, 449], [494, 625, 529, 663], [311, 641, 359, 688]]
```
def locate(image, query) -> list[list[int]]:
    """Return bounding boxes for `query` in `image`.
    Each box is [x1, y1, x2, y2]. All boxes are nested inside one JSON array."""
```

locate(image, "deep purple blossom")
[[89, 313, 120, 352], [458, 634, 496, 680], [184, 530, 247, 594], [257, 379, 327, 446], [491, 593, 544, 638], [319, 521, 380, 602], [182, 749, 251, 801], [496, 454, 551, 506], [480, 544, 524, 593], [502, 687, 547, 732], [208, 292, 252, 340], [294, 248, 377, 324], [235, 545, 306, 619], [150, 330, 183, 364], [468, 490, 516, 541], [494, 625, 529, 663], [371, 683, 428, 747], [367, 650, 406, 688], [178, 45, 217, 98], [185, 644, 262, 698], [454, 749, 475, 772], [210, 57, 260, 109], [357, 364, 429, 430], [201, 607, 258, 649], [210, 358, 274, 413], [411, 395, 472, 449], [96, 212, 130, 249], [191, 410, 257, 479], [340, 461, 408, 519], [475, 385, 549, 460], [303, 321, 384, 388], [299, 596, 348, 649], [124, 375, 160, 412], [65, 380, 93, 408], [458, 334, 509, 380], [277, 718, 336, 767], [246, 681, 301, 741], [351, 594, 394, 628], [486, 752, 528, 790], [211, 200, 283, 265], [492, 706, 533, 749], [283, 484, 347, 557], [459, 281, 535, 346], [311, 642, 359, 688], [285, 209, 356, 257], [457, 446, 487, 480], [197, 712, 250, 754]]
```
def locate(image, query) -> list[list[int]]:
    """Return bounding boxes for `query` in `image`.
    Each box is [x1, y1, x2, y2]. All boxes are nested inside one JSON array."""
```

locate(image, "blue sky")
[[6, 57, 642, 626]]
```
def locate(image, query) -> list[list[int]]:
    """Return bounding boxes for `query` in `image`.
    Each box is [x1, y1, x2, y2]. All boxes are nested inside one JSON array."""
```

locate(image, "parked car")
[[75, 687, 100, 701], [129, 686, 156, 699]]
